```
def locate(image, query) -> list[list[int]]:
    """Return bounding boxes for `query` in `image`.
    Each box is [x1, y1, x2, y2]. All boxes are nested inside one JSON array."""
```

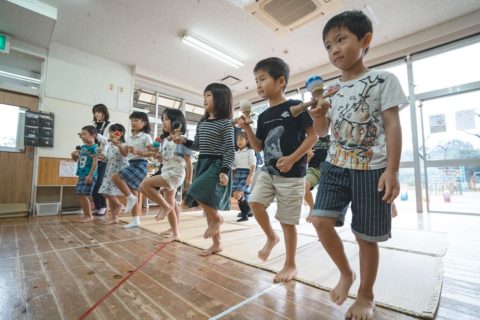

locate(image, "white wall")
[[37, 96, 129, 158], [45, 42, 133, 112]]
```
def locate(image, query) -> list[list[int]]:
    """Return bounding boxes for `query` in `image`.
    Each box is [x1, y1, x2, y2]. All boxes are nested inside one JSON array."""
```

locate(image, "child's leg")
[[273, 223, 297, 283], [112, 172, 138, 213], [123, 189, 141, 228], [198, 202, 223, 239], [345, 237, 377, 320], [199, 208, 223, 256], [105, 196, 122, 224], [304, 181, 314, 222], [78, 195, 94, 222], [140, 176, 173, 220], [162, 190, 180, 243], [311, 216, 355, 305], [250, 202, 279, 261]]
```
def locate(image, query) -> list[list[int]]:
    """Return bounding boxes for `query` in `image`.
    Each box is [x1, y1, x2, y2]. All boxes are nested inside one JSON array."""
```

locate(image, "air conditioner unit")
[[245, 0, 341, 34]]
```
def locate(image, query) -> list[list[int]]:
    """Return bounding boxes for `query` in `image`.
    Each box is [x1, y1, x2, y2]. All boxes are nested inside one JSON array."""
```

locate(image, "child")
[[98, 123, 128, 224], [304, 135, 330, 222], [237, 57, 317, 283], [309, 11, 407, 319], [140, 108, 193, 243], [71, 125, 98, 223], [174, 83, 235, 256], [232, 131, 256, 222], [111, 111, 153, 229]]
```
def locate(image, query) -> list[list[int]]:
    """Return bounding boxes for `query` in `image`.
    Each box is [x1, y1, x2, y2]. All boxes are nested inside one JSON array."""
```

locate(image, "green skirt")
[[186, 157, 232, 210]]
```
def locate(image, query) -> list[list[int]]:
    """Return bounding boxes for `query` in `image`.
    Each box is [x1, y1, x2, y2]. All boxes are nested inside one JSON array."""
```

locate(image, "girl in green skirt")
[[174, 83, 235, 256]]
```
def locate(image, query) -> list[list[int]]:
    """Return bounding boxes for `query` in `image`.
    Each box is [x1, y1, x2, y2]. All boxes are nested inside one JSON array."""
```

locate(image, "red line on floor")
[[78, 242, 169, 320]]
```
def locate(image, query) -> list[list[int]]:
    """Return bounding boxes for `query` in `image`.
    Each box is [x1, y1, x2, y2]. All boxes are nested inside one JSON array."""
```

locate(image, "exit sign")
[[0, 33, 11, 54]]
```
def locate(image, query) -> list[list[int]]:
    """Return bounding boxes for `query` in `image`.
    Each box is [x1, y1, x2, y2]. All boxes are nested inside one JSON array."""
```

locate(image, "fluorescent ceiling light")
[[182, 33, 244, 68], [0, 70, 41, 84]]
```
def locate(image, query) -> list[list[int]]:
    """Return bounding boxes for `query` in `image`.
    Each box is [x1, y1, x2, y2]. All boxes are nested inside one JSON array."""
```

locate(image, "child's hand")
[[173, 135, 186, 144], [111, 139, 122, 146], [71, 150, 80, 161], [378, 169, 400, 203], [236, 115, 250, 129], [277, 156, 294, 173], [310, 103, 330, 119], [127, 146, 135, 154], [306, 150, 315, 163], [85, 175, 93, 184], [246, 174, 253, 186], [219, 173, 228, 186]]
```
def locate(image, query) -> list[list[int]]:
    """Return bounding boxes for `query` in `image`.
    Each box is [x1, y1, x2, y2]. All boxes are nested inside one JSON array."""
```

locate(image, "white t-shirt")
[[234, 148, 256, 169], [326, 69, 408, 170], [126, 132, 153, 160]]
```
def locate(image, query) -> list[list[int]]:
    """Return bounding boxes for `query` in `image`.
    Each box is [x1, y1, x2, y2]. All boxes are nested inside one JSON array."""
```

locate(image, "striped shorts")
[[312, 162, 392, 242]]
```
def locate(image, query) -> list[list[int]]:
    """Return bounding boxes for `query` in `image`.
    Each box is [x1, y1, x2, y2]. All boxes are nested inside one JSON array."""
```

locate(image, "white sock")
[[123, 216, 141, 229], [124, 194, 138, 213]]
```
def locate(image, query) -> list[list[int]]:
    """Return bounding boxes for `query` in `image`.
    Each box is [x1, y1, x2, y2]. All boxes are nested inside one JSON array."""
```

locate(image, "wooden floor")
[[1, 209, 479, 320]]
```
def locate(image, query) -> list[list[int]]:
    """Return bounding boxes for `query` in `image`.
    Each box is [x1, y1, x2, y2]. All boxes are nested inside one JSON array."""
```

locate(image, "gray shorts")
[[312, 162, 392, 242], [248, 170, 305, 225]]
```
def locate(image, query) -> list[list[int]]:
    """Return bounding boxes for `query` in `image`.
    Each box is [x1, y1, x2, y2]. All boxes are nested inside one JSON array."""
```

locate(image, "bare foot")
[[392, 204, 398, 218], [345, 295, 375, 320], [105, 219, 119, 225], [273, 265, 297, 283], [199, 244, 223, 257], [80, 217, 94, 223], [203, 216, 223, 239], [160, 228, 173, 236], [162, 234, 180, 243], [330, 272, 356, 305], [258, 235, 280, 261], [155, 206, 172, 221]]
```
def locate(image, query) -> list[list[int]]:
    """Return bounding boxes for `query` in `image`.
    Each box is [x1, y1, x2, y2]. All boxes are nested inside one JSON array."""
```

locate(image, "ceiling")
[[2, 0, 480, 99]]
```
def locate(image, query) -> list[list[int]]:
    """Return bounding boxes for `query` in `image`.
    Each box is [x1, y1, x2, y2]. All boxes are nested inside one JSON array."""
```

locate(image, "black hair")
[[322, 10, 373, 54], [203, 83, 233, 120], [108, 123, 126, 143], [129, 111, 150, 133], [92, 104, 110, 122], [253, 57, 290, 92], [236, 131, 251, 149], [81, 125, 97, 136], [161, 108, 187, 137]]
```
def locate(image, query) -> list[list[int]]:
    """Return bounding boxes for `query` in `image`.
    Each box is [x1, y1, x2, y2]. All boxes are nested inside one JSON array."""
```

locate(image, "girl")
[[112, 111, 152, 229], [98, 123, 129, 224], [232, 131, 256, 222], [174, 83, 235, 256], [140, 108, 193, 243], [71, 125, 98, 223], [91, 104, 111, 216]]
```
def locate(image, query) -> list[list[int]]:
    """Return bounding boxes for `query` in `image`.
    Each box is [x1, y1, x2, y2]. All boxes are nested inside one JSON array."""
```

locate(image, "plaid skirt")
[[232, 168, 251, 192], [118, 159, 148, 191], [185, 157, 232, 210]]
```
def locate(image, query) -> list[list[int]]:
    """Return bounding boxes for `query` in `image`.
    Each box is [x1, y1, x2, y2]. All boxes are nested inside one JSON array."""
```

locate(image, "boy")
[[305, 135, 330, 222], [238, 57, 317, 283], [310, 11, 407, 319]]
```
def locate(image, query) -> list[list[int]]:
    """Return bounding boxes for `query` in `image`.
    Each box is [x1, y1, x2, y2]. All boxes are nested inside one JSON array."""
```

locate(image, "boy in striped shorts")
[[309, 11, 408, 320]]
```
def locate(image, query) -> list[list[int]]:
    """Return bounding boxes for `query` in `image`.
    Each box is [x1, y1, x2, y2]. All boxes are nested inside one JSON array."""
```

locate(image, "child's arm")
[[246, 150, 256, 186], [310, 103, 331, 137], [219, 122, 235, 186], [379, 107, 402, 203], [276, 126, 318, 173], [237, 118, 263, 152], [112, 139, 129, 156], [184, 154, 193, 191], [86, 153, 97, 184]]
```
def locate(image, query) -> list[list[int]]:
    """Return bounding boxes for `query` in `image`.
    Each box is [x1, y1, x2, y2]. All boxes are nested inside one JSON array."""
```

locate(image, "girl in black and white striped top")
[[175, 83, 235, 256]]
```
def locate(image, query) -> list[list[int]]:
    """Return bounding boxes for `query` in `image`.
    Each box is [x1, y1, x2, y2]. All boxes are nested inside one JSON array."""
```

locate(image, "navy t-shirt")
[[255, 99, 313, 177], [309, 135, 330, 168]]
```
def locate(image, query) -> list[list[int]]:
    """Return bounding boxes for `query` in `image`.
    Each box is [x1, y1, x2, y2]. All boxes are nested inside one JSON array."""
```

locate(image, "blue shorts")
[[118, 159, 148, 191], [312, 162, 392, 242], [76, 175, 97, 195]]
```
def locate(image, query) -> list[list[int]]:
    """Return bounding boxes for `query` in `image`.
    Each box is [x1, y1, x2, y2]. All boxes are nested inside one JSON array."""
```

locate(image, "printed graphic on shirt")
[[330, 74, 384, 170], [263, 126, 285, 175]]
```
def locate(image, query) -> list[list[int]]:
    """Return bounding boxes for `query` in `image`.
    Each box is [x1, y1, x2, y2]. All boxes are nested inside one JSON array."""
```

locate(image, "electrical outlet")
[[109, 84, 114, 90]]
